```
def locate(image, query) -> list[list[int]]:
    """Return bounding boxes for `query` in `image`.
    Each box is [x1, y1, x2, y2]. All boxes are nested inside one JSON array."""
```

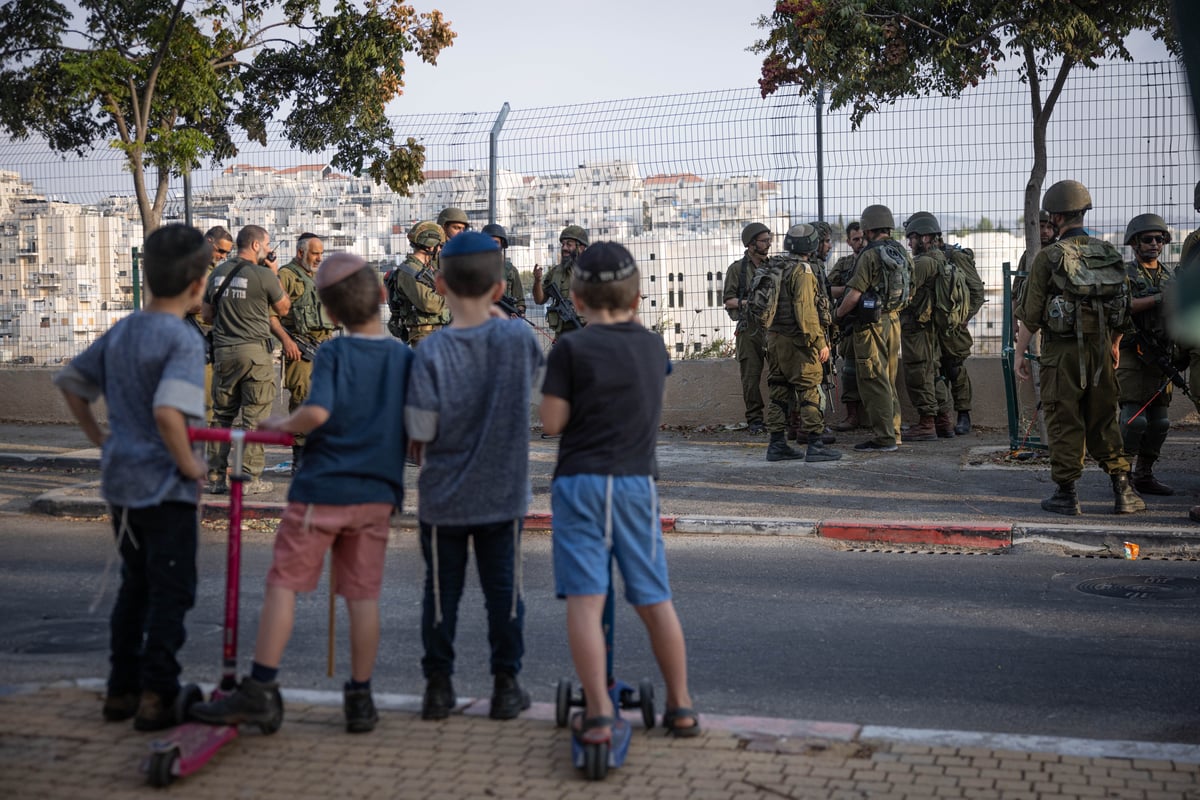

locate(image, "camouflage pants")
[[901, 321, 940, 417], [852, 313, 900, 447], [1040, 336, 1129, 485], [765, 332, 825, 437], [735, 328, 767, 425], [938, 325, 973, 412], [208, 344, 277, 480]]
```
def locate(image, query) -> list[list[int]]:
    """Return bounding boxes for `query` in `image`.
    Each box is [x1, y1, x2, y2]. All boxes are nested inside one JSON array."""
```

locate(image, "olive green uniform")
[[900, 248, 948, 417], [541, 257, 585, 337], [191, 258, 220, 424], [845, 242, 906, 447], [278, 258, 338, 444], [1117, 259, 1174, 461], [1182, 228, 1200, 416], [393, 254, 449, 347], [504, 259, 525, 314], [205, 257, 285, 480], [939, 245, 984, 413], [765, 257, 827, 437], [828, 253, 858, 404], [1014, 230, 1131, 485], [723, 253, 767, 426]]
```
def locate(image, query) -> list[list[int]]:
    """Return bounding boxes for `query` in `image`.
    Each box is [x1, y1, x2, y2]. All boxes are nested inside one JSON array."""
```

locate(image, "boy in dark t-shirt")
[[540, 241, 700, 744], [192, 253, 412, 735]]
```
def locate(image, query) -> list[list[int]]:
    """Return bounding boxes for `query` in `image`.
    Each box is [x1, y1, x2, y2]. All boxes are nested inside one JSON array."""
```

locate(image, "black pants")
[[108, 502, 198, 699]]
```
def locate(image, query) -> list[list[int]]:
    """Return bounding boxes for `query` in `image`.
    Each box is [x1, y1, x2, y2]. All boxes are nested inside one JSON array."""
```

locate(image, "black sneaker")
[[102, 690, 140, 722], [421, 673, 456, 721], [133, 689, 177, 732], [343, 683, 379, 733], [190, 677, 283, 732], [489, 673, 531, 721]]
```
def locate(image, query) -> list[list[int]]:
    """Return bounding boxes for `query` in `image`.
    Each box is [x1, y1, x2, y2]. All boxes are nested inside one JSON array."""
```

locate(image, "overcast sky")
[[390, 2, 1176, 115]]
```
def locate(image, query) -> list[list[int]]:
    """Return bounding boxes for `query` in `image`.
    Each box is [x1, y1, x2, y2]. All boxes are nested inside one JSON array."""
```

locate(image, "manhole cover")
[[1076, 576, 1200, 600]]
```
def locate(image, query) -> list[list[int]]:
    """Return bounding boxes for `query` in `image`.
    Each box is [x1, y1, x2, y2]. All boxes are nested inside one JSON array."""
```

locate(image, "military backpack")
[[746, 257, 787, 331], [870, 239, 912, 313], [1043, 237, 1131, 387], [931, 254, 971, 332]]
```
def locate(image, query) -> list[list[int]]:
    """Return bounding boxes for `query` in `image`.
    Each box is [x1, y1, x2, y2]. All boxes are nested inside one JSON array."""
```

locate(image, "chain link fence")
[[0, 60, 1195, 364]]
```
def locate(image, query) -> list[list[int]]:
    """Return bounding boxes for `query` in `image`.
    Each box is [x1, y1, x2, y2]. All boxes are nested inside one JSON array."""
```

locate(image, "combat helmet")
[[436, 206, 470, 227], [1042, 180, 1092, 215], [481, 223, 508, 248], [1124, 213, 1171, 246], [741, 222, 770, 248], [783, 223, 820, 255], [408, 220, 446, 251], [904, 212, 941, 237], [860, 204, 895, 232], [1038, 210, 1052, 224], [559, 225, 589, 247]]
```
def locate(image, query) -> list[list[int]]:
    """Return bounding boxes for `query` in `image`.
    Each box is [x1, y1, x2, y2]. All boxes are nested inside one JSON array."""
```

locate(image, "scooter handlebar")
[[188, 426, 295, 447]]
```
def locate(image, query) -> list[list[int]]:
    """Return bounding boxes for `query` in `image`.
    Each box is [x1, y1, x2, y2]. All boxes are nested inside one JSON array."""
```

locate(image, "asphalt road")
[[1, 513, 1197, 744]]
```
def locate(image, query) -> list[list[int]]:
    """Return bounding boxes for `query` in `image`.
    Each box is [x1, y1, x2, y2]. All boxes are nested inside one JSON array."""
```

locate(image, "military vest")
[[1126, 259, 1172, 341], [281, 260, 335, 334]]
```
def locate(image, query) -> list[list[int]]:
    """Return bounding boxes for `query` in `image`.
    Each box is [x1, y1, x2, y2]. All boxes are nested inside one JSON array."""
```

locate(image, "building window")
[[675, 342, 684, 354]]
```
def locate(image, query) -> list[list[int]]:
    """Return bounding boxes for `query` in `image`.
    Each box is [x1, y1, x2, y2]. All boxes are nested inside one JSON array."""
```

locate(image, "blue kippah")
[[440, 230, 500, 258]]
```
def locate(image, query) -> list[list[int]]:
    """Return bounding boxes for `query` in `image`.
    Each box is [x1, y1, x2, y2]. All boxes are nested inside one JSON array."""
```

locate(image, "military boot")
[[935, 410, 956, 438], [804, 433, 843, 463], [766, 432, 803, 462], [902, 415, 937, 442], [954, 411, 972, 436], [1040, 483, 1080, 516], [1131, 457, 1173, 496], [1112, 473, 1147, 514], [832, 402, 860, 432]]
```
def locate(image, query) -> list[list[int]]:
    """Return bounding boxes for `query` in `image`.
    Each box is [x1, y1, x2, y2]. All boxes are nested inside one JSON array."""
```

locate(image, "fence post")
[[815, 84, 825, 222], [488, 102, 511, 225], [183, 171, 193, 228], [131, 246, 141, 311]]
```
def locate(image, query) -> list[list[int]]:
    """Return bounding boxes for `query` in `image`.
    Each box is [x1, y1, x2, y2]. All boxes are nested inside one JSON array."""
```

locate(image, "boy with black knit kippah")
[[540, 241, 700, 744]]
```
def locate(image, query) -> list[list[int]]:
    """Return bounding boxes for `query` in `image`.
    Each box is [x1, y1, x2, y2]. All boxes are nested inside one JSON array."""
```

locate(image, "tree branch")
[[1038, 56, 1075, 127], [140, 0, 187, 134]]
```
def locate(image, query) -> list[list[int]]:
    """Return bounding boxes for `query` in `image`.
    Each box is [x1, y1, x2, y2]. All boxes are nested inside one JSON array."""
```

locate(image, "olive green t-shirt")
[[205, 257, 285, 348]]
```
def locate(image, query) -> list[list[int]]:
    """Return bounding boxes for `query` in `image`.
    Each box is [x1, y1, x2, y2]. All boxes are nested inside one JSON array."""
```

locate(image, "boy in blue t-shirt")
[[54, 224, 210, 731], [540, 241, 700, 741], [405, 231, 545, 721], [191, 253, 412, 734]]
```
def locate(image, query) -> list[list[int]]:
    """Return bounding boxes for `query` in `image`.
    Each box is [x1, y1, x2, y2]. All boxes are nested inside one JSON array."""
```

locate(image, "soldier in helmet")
[[1013, 210, 1058, 340], [437, 207, 470, 240], [385, 221, 448, 347], [762, 223, 842, 463], [1181, 182, 1200, 523], [482, 223, 525, 316], [722, 223, 772, 434], [1117, 213, 1177, 497], [899, 214, 952, 441], [532, 225, 589, 338], [828, 221, 866, 431], [1014, 180, 1144, 516], [833, 204, 910, 452]]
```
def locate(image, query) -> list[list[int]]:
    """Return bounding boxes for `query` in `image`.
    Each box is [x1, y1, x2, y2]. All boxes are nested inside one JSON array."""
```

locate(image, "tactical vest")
[[544, 258, 576, 332], [809, 256, 833, 332], [388, 255, 446, 333], [904, 248, 946, 327], [1126, 260, 1172, 341], [281, 261, 335, 333], [766, 256, 802, 337]]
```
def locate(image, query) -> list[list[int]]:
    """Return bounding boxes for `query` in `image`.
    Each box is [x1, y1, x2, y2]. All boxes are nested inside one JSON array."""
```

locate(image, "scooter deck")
[[571, 717, 632, 769], [147, 723, 238, 777]]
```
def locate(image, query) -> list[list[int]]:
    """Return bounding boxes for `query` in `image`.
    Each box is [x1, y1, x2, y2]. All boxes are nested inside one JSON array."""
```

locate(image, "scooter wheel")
[[176, 683, 203, 721], [555, 678, 572, 729], [147, 749, 178, 787], [583, 740, 609, 781], [638, 680, 655, 730]]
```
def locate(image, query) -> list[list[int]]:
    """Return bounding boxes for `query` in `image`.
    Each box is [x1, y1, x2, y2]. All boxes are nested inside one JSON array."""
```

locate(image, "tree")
[[0, 0, 455, 234], [752, 1, 1176, 260]]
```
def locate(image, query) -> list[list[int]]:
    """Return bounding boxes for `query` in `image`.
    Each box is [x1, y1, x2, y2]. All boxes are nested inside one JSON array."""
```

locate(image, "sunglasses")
[[1138, 235, 1166, 245], [214, 246, 231, 257]]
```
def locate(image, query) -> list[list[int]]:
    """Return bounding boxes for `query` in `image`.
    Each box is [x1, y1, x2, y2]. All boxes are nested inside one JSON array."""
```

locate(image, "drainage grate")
[[1076, 576, 1200, 600], [1070, 554, 1200, 562], [840, 548, 1003, 556]]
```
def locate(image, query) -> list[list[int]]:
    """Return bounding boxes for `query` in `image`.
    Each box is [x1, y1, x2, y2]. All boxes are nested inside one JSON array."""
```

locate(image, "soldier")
[[1180, 182, 1200, 523], [1013, 210, 1058, 338], [899, 214, 951, 441], [386, 221, 448, 347], [833, 205, 910, 452], [271, 233, 338, 472], [807, 221, 839, 444], [1118, 213, 1176, 497], [762, 224, 842, 463], [828, 221, 866, 431], [933, 228, 985, 435], [722, 223, 772, 434], [189, 226, 233, 423], [202, 225, 291, 495], [437, 207, 470, 240], [482, 223, 525, 316], [532, 225, 588, 338], [1014, 180, 1144, 516]]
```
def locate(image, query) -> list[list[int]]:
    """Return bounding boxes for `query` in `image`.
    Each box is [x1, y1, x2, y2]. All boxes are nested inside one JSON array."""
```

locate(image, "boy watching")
[[53, 224, 210, 731], [404, 231, 545, 721], [191, 253, 412, 734], [540, 241, 700, 741]]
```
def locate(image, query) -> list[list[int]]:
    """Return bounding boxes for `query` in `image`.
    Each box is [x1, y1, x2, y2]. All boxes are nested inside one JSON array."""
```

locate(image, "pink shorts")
[[266, 502, 393, 601]]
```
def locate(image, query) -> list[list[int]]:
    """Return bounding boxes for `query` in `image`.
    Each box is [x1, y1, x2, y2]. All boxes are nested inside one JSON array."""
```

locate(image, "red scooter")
[[143, 427, 293, 788]]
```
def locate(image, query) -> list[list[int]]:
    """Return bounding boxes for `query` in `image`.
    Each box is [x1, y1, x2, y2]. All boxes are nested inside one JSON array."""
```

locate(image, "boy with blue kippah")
[[540, 241, 700, 743], [405, 230, 546, 721]]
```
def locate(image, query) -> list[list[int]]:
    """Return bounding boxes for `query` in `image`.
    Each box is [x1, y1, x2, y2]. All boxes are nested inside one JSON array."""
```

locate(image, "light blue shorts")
[[551, 474, 671, 606]]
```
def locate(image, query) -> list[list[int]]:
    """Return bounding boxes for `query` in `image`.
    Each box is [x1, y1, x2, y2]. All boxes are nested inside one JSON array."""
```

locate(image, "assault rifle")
[[1131, 331, 1193, 400], [292, 332, 321, 363], [544, 282, 585, 330], [497, 294, 526, 319]]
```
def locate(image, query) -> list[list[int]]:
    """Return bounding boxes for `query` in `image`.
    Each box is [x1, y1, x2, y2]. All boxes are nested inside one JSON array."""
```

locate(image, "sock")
[[250, 662, 279, 684], [347, 678, 371, 691]]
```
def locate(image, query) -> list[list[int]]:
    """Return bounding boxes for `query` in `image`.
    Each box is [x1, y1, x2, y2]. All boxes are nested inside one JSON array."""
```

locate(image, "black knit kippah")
[[574, 241, 638, 283]]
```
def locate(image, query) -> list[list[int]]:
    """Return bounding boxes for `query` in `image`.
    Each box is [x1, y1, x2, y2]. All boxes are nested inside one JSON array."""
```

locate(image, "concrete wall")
[[3, 358, 1195, 429]]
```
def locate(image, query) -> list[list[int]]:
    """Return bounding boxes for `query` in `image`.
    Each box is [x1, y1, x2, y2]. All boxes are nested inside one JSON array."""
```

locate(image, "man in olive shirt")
[[723, 223, 772, 433], [188, 226, 234, 423], [532, 225, 589, 338], [202, 224, 291, 494]]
